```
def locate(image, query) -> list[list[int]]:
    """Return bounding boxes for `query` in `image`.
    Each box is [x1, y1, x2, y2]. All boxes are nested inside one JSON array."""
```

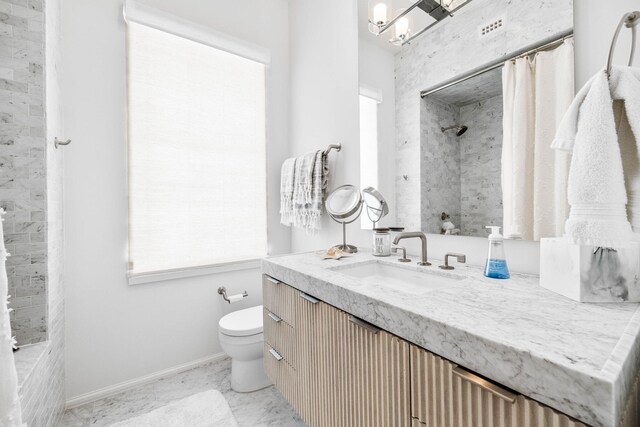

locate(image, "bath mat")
[[110, 390, 238, 427]]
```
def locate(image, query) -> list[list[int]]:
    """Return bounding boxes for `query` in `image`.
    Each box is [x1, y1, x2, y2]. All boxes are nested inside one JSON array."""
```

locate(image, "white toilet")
[[218, 305, 271, 392]]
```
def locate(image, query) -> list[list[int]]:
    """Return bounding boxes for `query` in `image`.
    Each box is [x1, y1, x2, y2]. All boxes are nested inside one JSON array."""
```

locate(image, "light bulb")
[[395, 16, 409, 39], [373, 3, 387, 25]]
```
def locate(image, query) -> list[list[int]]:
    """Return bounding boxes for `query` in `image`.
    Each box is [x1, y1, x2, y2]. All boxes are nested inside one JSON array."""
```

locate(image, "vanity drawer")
[[264, 342, 297, 408], [410, 344, 587, 427], [262, 274, 296, 326], [263, 307, 297, 369]]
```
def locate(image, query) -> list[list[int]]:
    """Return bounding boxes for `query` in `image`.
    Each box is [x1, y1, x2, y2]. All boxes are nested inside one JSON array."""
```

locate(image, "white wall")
[[574, 1, 640, 87], [61, 0, 290, 399], [288, 0, 366, 252]]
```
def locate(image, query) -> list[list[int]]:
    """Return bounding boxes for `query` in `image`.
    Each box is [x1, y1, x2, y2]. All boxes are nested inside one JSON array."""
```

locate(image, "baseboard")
[[65, 352, 228, 409]]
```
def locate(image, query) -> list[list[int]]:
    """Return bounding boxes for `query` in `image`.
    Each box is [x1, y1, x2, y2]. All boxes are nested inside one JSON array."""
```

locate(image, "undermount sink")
[[331, 261, 462, 294]]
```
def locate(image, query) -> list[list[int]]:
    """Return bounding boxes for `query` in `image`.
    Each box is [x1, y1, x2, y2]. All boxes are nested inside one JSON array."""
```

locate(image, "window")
[[127, 21, 267, 276], [359, 91, 380, 229]]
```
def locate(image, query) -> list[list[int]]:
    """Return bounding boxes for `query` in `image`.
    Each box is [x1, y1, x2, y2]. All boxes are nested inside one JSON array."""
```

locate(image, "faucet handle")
[[391, 245, 411, 263], [439, 253, 466, 270]]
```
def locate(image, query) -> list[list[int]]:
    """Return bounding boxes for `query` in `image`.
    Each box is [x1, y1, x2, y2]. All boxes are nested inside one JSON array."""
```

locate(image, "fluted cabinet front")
[[295, 294, 343, 426], [410, 344, 588, 427], [294, 290, 411, 427], [341, 319, 411, 427]]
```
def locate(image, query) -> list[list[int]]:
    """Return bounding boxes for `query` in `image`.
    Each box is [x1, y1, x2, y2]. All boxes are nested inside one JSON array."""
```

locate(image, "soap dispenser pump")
[[484, 226, 510, 279]]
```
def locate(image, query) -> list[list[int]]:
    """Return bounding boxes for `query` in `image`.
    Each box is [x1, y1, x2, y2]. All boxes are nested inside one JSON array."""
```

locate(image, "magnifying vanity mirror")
[[326, 185, 388, 253], [362, 186, 389, 226]]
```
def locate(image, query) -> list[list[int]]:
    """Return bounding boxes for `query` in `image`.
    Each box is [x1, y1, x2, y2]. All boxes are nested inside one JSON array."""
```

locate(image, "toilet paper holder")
[[218, 286, 248, 304]]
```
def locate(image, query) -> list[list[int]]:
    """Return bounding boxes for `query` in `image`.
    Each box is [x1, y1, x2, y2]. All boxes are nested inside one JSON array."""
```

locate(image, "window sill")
[[128, 259, 262, 285]]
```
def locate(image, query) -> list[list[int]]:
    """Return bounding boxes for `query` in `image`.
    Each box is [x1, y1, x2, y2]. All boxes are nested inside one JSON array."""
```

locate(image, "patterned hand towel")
[[280, 157, 297, 226], [281, 151, 327, 233], [306, 150, 327, 232], [292, 151, 316, 207]]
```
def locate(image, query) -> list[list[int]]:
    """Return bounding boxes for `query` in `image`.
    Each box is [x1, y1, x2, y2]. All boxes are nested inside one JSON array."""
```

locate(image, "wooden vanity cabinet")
[[263, 274, 639, 427]]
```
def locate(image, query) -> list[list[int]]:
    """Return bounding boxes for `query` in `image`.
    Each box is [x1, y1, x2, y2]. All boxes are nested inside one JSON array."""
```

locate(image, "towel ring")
[[606, 11, 640, 78]]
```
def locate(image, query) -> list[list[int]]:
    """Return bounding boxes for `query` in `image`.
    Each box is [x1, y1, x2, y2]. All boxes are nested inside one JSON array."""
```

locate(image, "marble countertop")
[[262, 250, 640, 427]]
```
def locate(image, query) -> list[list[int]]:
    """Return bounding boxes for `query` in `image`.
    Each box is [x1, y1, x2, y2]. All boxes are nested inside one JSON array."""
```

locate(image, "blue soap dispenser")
[[484, 226, 510, 279]]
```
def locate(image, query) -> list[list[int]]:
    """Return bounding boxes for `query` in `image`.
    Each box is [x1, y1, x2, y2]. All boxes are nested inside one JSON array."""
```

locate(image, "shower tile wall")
[[394, 0, 573, 231], [459, 95, 503, 236], [420, 95, 503, 237], [0, 0, 48, 345], [7, 0, 66, 423], [420, 98, 460, 234]]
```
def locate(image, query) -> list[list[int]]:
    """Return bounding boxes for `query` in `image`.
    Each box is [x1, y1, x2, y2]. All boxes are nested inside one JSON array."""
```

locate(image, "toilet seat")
[[219, 305, 263, 337]]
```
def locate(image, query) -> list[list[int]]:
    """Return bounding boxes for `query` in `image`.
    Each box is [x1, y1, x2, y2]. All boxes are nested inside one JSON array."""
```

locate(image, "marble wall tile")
[[459, 95, 503, 236], [0, 0, 47, 346], [421, 98, 460, 233]]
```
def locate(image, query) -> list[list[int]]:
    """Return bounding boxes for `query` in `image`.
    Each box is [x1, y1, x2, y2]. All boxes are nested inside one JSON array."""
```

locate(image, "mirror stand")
[[331, 204, 363, 254]]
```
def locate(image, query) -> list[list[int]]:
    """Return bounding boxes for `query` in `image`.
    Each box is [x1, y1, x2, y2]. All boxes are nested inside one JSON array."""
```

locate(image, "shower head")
[[441, 125, 468, 136]]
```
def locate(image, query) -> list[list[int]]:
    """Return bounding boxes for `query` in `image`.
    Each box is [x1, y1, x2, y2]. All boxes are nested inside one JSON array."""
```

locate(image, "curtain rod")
[[420, 29, 573, 98]]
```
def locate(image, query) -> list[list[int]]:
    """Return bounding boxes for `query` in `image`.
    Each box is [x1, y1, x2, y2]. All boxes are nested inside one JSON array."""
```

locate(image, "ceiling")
[[426, 66, 503, 107]]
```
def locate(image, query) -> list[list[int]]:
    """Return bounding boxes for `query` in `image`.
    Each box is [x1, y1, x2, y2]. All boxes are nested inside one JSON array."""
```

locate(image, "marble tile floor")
[[60, 357, 305, 426]]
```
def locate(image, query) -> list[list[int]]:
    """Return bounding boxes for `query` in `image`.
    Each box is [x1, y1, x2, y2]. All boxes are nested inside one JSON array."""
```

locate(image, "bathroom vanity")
[[262, 251, 640, 427]]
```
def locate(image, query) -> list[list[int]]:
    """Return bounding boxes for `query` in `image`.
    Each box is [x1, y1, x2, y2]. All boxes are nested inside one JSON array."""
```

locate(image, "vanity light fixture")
[[368, 0, 474, 46]]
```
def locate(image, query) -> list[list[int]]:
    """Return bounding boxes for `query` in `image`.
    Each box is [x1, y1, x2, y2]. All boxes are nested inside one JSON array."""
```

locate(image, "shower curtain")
[[502, 39, 574, 240], [0, 208, 23, 426]]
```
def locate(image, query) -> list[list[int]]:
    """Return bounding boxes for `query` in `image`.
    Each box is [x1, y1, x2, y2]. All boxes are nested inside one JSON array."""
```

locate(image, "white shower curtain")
[[0, 209, 23, 426], [502, 39, 574, 240]]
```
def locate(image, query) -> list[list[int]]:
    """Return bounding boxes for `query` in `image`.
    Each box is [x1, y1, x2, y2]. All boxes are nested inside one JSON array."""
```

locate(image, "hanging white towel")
[[551, 66, 640, 248], [279, 157, 296, 226], [0, 209, 24, 427]]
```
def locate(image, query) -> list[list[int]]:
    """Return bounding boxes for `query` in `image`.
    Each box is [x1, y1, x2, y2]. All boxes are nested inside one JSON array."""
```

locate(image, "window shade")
[[127, 22, 267, 275]]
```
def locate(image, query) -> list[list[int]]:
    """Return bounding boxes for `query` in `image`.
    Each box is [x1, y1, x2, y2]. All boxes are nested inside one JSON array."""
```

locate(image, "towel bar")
[[606, 11, 639, 77], [323, 143, 342, 156]]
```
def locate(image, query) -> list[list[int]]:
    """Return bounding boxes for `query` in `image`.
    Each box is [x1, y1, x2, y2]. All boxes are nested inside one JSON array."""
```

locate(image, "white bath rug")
[[110, 390, 238, 427]]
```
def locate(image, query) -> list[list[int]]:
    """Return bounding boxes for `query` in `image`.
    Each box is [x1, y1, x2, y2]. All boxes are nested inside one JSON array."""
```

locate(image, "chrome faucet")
[[392, 231, 431, 266]]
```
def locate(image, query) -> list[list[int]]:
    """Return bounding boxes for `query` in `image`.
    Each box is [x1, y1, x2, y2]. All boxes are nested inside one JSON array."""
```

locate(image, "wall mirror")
[[357, 0, 574, 241]]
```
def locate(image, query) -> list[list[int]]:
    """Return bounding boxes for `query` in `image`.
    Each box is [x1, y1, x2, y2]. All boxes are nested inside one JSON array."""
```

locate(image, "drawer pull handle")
[[269, 347, 283, 361], [299, 293, 320, 304], [267, 312, 282, 323], [452, 366, 516, 403], [348, 315, 380, 334], [266, 276, 280, 285]]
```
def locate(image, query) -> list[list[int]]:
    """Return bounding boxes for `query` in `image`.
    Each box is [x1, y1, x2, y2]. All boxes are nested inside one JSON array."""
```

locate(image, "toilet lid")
[[219, 305, 263, 337]]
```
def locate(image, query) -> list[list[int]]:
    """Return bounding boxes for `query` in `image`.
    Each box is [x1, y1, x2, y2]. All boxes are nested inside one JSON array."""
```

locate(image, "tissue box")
[[540, 237, 640, 302]]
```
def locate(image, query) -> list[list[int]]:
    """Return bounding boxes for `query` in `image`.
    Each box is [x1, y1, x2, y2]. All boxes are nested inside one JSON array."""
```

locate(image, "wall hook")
[[54, 137, 71, 149]]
